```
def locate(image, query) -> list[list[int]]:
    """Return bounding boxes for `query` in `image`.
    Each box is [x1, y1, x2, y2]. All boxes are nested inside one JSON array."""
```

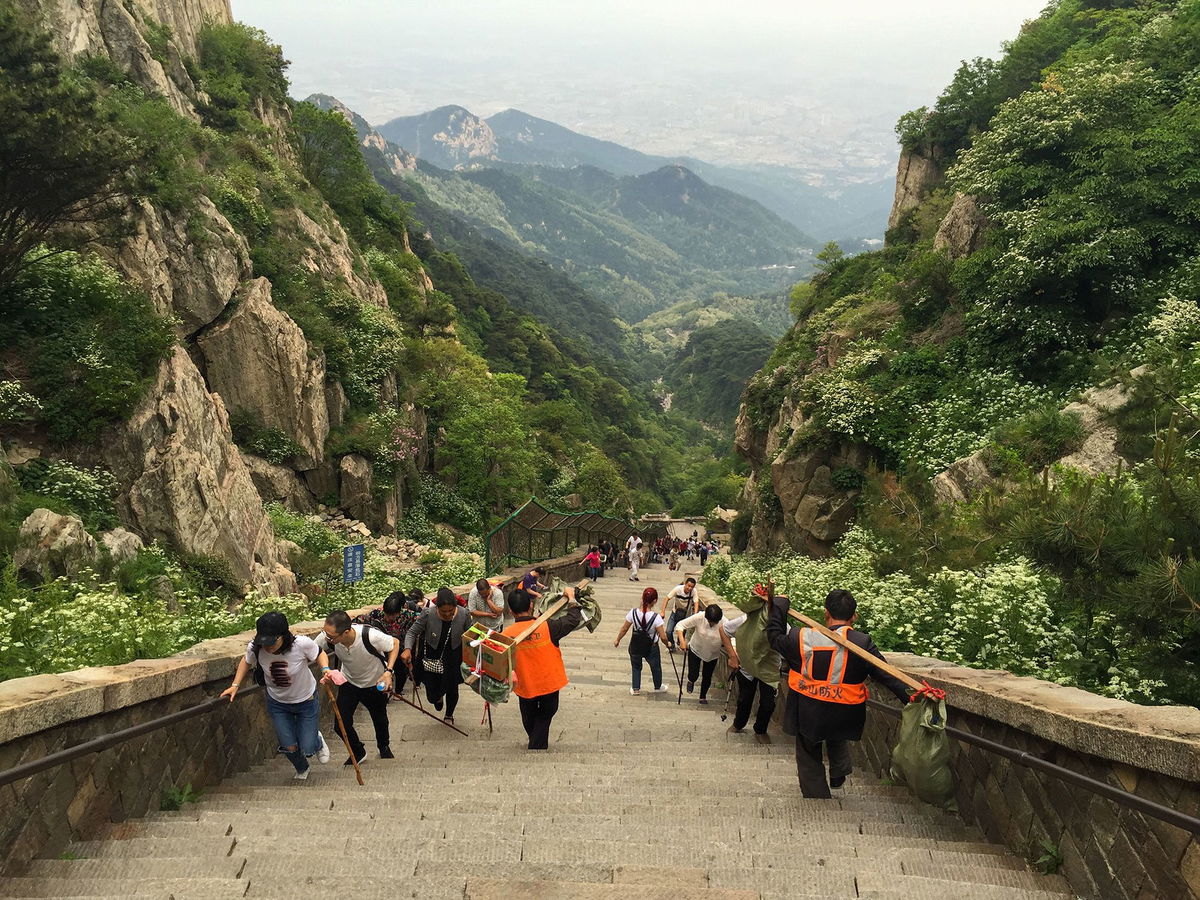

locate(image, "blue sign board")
[[343, 544, 365, 584]]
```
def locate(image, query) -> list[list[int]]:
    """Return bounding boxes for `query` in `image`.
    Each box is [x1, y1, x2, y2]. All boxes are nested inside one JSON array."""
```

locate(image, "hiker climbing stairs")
[[0, 561, 1075, 900]]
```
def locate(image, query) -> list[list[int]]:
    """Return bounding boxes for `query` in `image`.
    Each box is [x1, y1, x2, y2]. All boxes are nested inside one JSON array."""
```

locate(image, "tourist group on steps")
[[221, 540, 908, 799]]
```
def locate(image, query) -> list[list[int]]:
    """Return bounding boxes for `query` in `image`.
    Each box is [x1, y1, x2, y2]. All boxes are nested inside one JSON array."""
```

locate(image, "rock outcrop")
[[887, 146, 946, 234], [197, 278, 329, 470], [31, 0, 230, 118], [241, 452, 318, 514], [13, 509, 101, 581], [934, 193, 990, 259], [103, 347, 295, 596], [287, 208, 389, 308], [105, 197, 251, 336]]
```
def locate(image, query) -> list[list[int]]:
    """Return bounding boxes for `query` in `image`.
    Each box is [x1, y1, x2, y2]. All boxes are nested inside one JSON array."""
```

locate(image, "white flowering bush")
[[0, 380, 40, 424], [15, 459, 120, 531], [700, 528, 1168, 698]]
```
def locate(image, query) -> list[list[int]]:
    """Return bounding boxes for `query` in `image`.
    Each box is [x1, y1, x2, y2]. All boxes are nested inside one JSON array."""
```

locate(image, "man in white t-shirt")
[[317, 609, 400, 765], [662, 577, 700, 651]]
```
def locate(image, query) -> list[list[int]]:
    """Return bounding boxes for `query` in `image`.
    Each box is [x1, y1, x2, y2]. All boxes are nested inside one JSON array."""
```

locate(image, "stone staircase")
[[0, 563, 1076, 900]]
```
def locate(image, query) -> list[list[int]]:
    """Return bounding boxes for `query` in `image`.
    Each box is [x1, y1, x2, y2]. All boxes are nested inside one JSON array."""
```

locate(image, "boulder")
[[100, 527, 145, 566], [932, 448, 993, 504], [197, 278, 329, 470], [102, 347, 295, 596], [106, 197, 250, 335], [933, 193, 990, 259], [241, 452, 318, 513], [14, 509, 101, 582], [4, 442, 41, 466]]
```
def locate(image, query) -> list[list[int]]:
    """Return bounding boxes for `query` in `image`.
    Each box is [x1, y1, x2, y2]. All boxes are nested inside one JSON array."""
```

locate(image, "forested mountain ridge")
[[403, 155, 811, 322], [380, 103, 893, 243], [733, 0, 1200, 706]]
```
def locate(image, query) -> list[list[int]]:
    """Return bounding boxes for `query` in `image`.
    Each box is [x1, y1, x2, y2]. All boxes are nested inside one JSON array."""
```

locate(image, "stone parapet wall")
[[0, 551, 586, 867], [857, 655, 1200, 900]]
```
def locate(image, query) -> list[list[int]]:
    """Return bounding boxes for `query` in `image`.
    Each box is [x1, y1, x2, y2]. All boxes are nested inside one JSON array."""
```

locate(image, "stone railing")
[[857, 655, 1200, 900], [0, 549, 587, 869]]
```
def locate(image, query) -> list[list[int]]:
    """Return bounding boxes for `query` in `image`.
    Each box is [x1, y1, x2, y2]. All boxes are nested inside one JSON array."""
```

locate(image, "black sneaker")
[[344, 748, 369, 766], [379, 746, 395, 759], [829, 775, 846, 789], [434, 699, 444, 712], [686, 681, 695, 693]]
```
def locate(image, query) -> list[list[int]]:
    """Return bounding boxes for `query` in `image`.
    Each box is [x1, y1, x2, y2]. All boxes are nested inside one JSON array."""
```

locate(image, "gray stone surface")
[[13, 509, 100, 582]]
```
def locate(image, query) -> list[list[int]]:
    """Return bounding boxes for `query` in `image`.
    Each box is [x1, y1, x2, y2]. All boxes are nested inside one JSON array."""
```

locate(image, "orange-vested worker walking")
[[502, 586, 583, 750], [766, 588, 910, 798]]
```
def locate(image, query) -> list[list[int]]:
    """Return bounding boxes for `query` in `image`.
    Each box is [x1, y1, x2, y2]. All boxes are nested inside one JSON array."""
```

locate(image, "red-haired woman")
[[614, 586, 670, 695]]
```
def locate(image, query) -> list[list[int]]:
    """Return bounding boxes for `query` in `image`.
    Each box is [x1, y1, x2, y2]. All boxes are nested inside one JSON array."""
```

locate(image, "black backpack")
[[628, 610, 656, 655]]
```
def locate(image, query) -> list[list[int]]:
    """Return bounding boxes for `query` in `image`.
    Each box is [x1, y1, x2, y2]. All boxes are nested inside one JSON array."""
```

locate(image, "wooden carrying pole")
[[786, 608, 925, 694], [464, 579, 586, 685]]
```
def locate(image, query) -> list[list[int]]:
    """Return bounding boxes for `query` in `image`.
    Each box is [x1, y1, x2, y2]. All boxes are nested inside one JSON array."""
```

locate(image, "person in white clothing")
[[316, 609, 400, 766], [626, 533, 642, 581], [467, 578, 505, 631], [662, 577, 700, 651], [221, 611, 332, 780], [675, 606, 744, 703]]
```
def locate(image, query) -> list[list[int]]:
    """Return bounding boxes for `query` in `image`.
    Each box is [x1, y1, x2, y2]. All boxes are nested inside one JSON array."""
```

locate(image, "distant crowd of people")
[[580, 529, 721, 583]]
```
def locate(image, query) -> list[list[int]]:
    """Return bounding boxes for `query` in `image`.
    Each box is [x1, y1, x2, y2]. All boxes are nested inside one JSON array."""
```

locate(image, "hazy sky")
[[233, 0, 1048, 178]]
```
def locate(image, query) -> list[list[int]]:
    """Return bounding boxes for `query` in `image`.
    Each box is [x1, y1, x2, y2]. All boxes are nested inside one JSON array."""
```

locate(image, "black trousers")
[[518, 690, 560, 750], [335, 681, 391, 755], [795, 734, 853, 799], [732, 670, 776, 734], [686, 651, 718, 699], [421, 645, 462, 717]]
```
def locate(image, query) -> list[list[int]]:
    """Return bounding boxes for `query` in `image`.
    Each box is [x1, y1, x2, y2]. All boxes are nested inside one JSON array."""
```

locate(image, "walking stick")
[[322, 682, 364, 786], [391, 690, 470, 736], [665, 638, 683, 701], [720, 661, 738, 722]]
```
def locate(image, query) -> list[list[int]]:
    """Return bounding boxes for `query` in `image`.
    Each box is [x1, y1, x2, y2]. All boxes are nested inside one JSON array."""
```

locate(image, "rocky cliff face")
[[13, 0, 434, 591], [886, 146, 945, 234]]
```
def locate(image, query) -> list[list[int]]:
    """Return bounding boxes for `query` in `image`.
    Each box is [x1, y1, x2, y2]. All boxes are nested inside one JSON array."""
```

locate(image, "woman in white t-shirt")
[[674, 605, 743, 704], [613, 586, 670, 695], [221, 611, 333, 780]]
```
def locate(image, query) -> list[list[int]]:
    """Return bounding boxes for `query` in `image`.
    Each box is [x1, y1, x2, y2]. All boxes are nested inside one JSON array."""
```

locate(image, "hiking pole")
[[322, 682, 365, 786], [720, 663, 738, 722], [676, 645, 686, 705], [665, 638, 683, 701], [391, 691, 470, 737]]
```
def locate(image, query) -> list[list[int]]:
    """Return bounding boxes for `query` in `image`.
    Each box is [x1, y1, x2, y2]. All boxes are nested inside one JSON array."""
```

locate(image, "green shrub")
[[831, 466, 866, 491], [229, 408, 303, 465], [0, 381, 41, 425], [991, 405, 1085, 470], [160, 782, 201, 811], [0, 250, 174, 444], [195, 23, 290, 131], [14, 459, 119, 532]]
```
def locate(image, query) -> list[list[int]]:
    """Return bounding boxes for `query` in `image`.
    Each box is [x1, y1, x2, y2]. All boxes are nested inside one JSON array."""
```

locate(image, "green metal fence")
[[484, 497, 668, 575]]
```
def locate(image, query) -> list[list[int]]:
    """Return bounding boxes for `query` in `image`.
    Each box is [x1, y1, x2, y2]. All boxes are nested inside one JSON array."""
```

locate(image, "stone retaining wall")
[[857, 655, 1200, 900], [0, 550, 587, 868]]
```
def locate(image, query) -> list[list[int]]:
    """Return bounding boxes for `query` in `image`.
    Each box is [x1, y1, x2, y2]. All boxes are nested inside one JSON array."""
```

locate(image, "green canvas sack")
[[890, 693, 956, 810], [538, 577, 602, 633]]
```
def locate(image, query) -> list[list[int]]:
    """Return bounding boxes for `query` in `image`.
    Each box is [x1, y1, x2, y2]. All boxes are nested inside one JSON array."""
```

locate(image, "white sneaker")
[[293, 767, 310, 780], [629, 687, 641, 695], [316, 732, 330, 764], [654, 685, 669, 693]]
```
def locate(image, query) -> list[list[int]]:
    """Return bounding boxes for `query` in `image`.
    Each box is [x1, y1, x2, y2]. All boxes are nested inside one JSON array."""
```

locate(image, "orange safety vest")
[[501, 618, 568, 699], [788, 626, 868, 705]]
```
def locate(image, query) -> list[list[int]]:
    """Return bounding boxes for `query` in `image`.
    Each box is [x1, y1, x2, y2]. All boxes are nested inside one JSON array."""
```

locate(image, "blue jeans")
[[630, 643, 662, 691], [266, 693, 320, 773]]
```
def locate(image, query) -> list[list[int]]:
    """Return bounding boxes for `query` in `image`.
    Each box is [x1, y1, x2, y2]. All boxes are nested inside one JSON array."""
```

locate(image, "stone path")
[[0, 559, 1074, 899]]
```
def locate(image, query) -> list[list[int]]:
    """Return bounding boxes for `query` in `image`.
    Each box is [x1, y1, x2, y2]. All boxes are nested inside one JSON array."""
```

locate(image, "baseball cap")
[[253, 611, 289, 647]]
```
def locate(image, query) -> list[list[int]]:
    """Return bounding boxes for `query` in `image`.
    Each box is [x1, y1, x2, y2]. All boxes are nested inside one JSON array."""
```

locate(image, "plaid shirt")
[[355, 604, 419, 641]]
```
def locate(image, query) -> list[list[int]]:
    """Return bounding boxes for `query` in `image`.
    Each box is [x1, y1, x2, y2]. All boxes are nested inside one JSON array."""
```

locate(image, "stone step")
[[19, 858, 245, 881], [65, 837, 235, 860], [900, 858, 1071, 893], [462, 878, 758, 900], [0, 878, 246, 899], [855, 871, 1073, 899]]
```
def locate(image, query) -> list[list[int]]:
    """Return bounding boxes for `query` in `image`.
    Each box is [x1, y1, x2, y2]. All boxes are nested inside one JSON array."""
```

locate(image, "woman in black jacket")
[[401, 587, 469, 725]]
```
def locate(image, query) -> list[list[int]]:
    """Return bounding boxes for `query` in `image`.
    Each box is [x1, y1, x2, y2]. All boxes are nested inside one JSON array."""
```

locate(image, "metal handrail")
[[866, 698, 1200, 835], [0, 684, 260, 790]]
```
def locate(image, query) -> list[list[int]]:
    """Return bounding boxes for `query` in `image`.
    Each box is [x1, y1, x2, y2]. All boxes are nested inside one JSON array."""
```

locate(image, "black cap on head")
[[253, 610, 289, 647]]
